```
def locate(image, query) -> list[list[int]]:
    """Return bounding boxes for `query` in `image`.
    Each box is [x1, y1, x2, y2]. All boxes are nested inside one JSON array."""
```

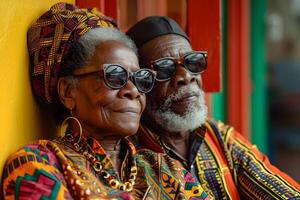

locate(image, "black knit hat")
[[127, 16, 190, 48]]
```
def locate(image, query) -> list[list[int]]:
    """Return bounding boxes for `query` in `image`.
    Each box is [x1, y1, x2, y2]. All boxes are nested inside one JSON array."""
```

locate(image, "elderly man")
[[127, 16, 300, 199]]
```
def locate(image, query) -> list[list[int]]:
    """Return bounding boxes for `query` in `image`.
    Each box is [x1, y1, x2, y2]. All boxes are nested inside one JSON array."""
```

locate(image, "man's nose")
[[171, 65, 197, 87]]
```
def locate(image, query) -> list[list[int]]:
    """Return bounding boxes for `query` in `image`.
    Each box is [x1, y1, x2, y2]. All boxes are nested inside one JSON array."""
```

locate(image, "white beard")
[[145, 85, 208, 133]]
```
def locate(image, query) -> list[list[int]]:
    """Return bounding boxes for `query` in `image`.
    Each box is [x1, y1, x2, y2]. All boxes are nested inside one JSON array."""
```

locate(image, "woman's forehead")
[[89, 41, 139, 71]]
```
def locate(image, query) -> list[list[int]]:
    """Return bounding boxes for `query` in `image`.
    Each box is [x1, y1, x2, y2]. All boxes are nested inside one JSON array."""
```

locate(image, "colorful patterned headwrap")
[[28, 2, 117, 105]]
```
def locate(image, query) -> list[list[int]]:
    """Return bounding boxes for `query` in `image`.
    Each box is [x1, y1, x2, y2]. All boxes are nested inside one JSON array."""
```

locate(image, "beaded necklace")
[[62, 133, 137, 192]]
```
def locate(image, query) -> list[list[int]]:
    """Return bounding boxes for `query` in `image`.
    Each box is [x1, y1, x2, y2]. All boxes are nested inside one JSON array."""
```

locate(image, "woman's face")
[[71, 40, 145, 139]]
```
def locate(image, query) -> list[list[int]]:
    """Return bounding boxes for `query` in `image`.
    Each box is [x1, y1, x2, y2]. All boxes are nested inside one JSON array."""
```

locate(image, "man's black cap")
[[127, 16, 190, 49]]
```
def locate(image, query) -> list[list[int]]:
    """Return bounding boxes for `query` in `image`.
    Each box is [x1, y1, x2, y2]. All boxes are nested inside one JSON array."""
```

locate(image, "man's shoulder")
[[204, 118, 234, 137]]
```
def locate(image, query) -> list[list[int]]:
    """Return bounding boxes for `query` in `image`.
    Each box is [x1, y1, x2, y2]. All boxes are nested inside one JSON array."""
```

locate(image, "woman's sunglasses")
[[72, 64, 155, 93], [150, 51, 207, 82]]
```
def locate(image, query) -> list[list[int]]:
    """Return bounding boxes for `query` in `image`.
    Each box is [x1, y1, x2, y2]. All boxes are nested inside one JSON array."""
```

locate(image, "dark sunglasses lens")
[[134, 70, 155, 93], [184, 53, 207, 73], [153, 59, 176, 80], [105, 65, 127, 88]]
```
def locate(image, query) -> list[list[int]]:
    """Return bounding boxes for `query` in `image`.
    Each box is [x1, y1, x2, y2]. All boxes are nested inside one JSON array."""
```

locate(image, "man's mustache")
[[162, 85, 204, 108]]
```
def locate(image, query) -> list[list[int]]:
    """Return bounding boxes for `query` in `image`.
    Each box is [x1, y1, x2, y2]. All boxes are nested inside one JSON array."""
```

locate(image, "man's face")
[[140, 34, 208, 133]]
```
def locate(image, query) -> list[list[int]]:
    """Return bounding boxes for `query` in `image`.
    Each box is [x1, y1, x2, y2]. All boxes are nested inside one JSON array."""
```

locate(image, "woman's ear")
[[57, 77, 77, 110]]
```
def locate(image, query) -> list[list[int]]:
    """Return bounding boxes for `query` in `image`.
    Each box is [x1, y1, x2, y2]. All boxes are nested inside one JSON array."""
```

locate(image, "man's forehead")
[[140, 34, 193, 61]]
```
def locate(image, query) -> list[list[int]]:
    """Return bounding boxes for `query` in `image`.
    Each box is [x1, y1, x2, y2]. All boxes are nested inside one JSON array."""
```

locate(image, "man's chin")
[[169, 101, 200, 116], [147, 103, 208, 133]]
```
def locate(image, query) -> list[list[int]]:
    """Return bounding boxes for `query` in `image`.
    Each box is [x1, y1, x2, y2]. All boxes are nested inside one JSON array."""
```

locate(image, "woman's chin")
[[117, 122, 139, 137]]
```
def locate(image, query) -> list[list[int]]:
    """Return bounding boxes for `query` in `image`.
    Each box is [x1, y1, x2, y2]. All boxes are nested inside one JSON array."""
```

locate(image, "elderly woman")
[[1, 3, 155, 199]]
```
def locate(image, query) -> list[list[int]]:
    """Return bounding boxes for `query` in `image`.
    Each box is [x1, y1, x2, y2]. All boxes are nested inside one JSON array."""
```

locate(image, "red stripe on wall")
[[227, 0, 251, 138], [187, 0, 222, 92], [104, 0, 118, 22], [137, 0, 167, 20], [76, 0, 118, 22], [76, 0, 105, 12]]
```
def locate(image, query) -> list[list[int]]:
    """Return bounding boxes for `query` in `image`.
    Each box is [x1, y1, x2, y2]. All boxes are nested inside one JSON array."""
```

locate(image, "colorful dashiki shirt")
[[137, 119, 300, 199], [2, 136, 209, 199]]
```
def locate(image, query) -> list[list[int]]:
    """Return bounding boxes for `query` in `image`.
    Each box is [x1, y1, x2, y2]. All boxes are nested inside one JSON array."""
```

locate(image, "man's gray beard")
[[145, 85, 208, 133]]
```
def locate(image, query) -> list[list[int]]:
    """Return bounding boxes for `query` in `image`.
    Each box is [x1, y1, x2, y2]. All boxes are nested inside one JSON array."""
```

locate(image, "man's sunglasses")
[[72, 64, 155, 93], [150, 51, 207, 82]]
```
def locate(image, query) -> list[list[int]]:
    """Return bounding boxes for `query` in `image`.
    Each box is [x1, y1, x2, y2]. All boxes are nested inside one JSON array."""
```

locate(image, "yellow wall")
[[0, 0, 75, 177]]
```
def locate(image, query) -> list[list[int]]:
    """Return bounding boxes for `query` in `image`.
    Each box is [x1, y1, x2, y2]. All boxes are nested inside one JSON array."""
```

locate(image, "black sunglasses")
[[150, 51, 207, 82], [72, 64, 155, 93]]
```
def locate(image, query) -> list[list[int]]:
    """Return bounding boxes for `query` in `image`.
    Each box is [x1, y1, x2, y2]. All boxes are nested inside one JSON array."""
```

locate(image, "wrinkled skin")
[[140, 34, 206, 159], [140, 34, 203, 116]]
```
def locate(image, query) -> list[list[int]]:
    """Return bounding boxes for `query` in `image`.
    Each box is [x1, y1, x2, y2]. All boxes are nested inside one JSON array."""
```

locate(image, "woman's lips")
[[113, 107, 141, 114]]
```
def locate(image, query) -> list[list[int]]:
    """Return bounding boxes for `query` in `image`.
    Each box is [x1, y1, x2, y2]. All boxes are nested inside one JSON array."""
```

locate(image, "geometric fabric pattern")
[[15, 169, 61, 200], [137, 119, 300, 199], [2, 136, 212, 199]]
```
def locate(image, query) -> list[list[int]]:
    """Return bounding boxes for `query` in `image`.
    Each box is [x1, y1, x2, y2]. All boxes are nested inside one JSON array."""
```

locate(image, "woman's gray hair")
[[60, 27, 137, 78]]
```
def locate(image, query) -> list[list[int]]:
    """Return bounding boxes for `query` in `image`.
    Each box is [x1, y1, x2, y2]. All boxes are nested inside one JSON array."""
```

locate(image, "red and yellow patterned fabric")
[[28, 2, 116, 105], [137, 119, 300, 199], [1, 138, 133, 199], [2, 136, 210, 199]]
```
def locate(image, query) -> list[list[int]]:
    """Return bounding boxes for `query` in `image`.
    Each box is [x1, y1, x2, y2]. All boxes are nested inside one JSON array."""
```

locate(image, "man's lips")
[[172, 92, 199, 103]]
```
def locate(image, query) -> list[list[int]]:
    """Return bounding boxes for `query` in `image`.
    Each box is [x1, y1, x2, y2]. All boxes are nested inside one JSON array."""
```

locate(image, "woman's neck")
[[100, 137, 122, 152], [88, 133, 123, 173], [67, 122, 124, 173]]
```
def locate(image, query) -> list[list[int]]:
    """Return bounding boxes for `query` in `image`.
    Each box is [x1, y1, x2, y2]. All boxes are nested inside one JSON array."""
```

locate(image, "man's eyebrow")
[[178, 49, 192, 56], [168, 49, 192, 58]]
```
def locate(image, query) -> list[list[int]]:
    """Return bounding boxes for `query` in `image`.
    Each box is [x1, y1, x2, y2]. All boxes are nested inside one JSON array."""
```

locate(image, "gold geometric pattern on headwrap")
[[28, 2, 117, 105]]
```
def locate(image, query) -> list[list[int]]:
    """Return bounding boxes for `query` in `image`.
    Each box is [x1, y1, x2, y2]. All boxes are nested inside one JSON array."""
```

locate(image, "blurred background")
[[0, 0, 299, 182], [267, 0, 300, 182]]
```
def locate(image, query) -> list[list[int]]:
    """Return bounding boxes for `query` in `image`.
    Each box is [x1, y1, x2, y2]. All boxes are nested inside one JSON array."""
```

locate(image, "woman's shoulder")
[[3, 138, 86, 172], [5, 140, 58, 163], [1, 139, 79, 199], [2, 140, 63, 177]]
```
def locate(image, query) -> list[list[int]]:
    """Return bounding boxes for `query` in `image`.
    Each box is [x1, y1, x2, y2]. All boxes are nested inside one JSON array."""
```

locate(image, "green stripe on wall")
[[251, 0, 268, 154], [212, 0, 227, 122]]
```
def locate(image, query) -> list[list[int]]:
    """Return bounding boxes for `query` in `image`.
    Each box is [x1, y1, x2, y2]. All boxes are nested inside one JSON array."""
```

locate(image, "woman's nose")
[[118, 80, 141, 100]]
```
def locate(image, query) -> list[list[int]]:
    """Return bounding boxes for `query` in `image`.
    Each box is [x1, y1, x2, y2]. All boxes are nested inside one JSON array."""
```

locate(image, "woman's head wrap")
[[28, 2, 117, 105]]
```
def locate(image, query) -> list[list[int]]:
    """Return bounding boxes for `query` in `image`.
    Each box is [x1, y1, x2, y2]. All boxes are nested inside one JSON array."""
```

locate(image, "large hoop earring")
[[60, 116, 83, 146]]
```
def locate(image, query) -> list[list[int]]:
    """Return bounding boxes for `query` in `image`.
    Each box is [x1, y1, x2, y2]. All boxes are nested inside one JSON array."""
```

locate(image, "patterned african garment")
[[1, 137, 134, 199], [137, 119, 300, 199], [132, 147, 210, 200], [2, 136, 209, 199]]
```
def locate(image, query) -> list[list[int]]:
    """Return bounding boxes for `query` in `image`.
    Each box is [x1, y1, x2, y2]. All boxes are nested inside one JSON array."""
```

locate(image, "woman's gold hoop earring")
[[60, 116, 83, 145]]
